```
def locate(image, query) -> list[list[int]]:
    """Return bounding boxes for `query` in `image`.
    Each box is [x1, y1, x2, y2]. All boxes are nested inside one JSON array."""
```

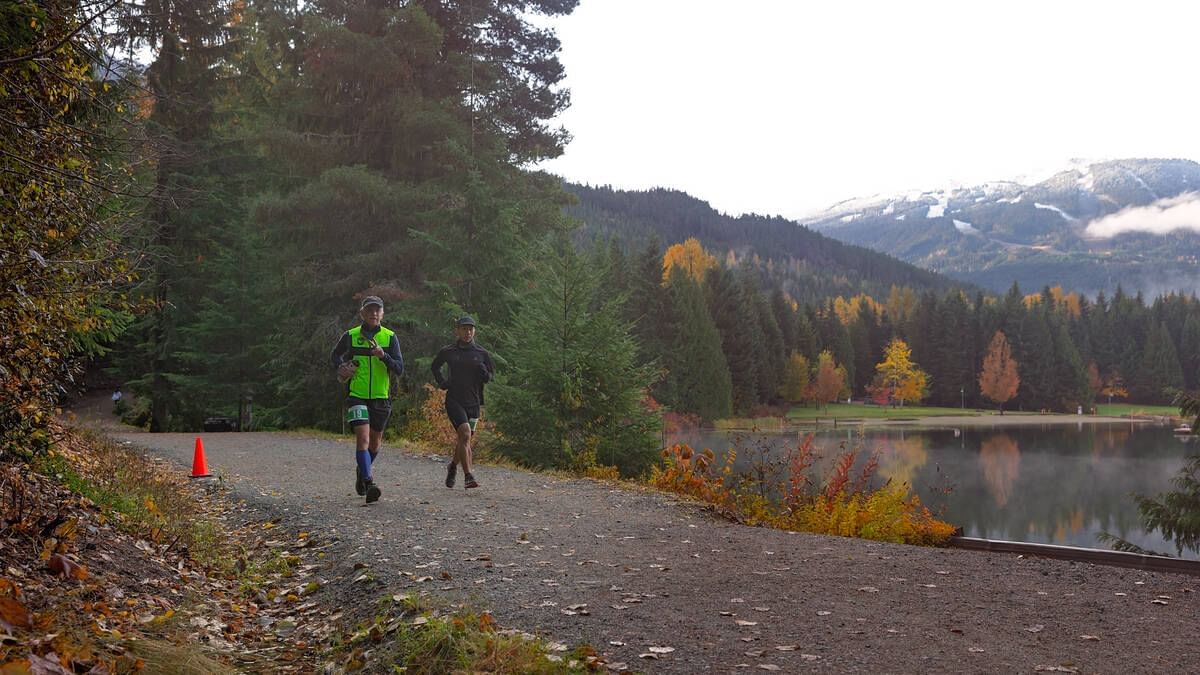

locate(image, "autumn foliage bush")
[[403, 384, 499, 461], [649, 435, 955, 546]]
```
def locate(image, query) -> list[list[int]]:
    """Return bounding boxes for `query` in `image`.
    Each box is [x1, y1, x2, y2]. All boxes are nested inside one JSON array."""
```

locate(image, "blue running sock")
[[356, 449, 372, 482], [369, 448, 378, 462]]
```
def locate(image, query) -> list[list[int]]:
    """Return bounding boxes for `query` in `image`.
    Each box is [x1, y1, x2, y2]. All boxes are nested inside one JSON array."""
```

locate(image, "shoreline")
[[711, 412, 1180, 432]]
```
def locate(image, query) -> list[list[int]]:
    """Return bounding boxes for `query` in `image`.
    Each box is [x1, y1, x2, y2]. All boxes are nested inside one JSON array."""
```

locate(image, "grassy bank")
[[1096, 403, 1181, 418]]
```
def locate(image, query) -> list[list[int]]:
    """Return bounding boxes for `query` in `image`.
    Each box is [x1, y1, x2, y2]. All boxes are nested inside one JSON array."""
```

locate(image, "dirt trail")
[[71, 406, 1200, 673]]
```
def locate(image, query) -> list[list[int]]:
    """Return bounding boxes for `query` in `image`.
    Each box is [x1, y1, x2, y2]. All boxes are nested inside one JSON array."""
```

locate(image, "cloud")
[[1085, 192, 1200, 238]]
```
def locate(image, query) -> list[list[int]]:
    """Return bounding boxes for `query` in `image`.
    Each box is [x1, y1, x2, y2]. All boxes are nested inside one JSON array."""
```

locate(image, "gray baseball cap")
[[456, 315, 476, 327], [360, 296, 384, 310]]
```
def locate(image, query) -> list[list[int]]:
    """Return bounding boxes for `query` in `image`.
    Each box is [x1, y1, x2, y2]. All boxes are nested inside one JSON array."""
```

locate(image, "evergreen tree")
[[116, 0, 236, 431], [814, 303, 855, 391], [1015, 307, 1055, 410], [1134, 322, 1184, 403], [1048, 314, 1089, 410], [625, 237, 669, 365], [795, 307, 819, 361], [662, 268, 732, 420], [1179, 313, 1200, 391], [747, 275, 785, 404], [488, 236, 659, 477], [705, 266, 760, 412], [252, 0, 577, 428]]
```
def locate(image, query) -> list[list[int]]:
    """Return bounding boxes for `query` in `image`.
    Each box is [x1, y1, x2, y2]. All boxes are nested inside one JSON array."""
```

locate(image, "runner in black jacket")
[[431, 315, 494, 489]]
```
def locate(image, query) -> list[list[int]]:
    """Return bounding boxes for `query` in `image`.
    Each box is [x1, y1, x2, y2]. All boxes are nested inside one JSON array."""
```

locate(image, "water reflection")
[[979, 433, 1019, 507], [875, 432, 929, 491], [669, 422, 1196, 559]]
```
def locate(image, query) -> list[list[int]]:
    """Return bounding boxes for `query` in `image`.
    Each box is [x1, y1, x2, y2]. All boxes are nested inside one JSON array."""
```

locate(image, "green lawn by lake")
[[784, 403, 988, 420], [1096, 403, 1182, 417]]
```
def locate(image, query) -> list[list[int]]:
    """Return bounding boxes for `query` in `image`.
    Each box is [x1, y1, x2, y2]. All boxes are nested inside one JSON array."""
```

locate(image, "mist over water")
[[669, 422, 1198, 560]]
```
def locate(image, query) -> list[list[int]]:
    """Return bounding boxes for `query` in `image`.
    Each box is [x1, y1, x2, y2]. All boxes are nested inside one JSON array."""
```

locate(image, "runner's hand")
[[337, 361, 357, 382]]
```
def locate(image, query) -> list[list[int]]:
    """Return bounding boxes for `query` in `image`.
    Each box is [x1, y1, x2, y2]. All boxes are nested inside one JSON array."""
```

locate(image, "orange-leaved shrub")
[[650, 434, 955, 546], [403, 384, 496, 458]]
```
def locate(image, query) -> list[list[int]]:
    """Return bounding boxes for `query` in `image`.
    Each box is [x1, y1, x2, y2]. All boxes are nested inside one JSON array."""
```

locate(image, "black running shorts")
[[445, 398, 480, 431], [346, 397, 391, 432]]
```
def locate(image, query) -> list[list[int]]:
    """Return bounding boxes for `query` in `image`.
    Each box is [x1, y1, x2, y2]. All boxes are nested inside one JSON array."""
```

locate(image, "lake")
[[667, 420, 1199, 559]]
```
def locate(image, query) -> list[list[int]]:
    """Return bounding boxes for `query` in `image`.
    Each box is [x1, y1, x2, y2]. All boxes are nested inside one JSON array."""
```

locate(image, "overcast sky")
[[536, 1, 1200, 220]]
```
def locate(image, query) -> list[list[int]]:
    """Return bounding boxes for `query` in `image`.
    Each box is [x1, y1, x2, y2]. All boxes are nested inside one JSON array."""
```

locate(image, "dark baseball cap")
[[360, 296, 384, 310], [456, 315, 476, 327]]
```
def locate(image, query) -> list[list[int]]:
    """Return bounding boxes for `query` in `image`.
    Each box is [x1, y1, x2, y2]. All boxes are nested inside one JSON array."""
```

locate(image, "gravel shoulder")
[[72, 406, 1200, 673]]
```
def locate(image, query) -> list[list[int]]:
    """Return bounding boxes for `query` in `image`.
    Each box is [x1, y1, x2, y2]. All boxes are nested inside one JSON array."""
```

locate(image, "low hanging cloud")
[[1085, 192, 1200, 239]]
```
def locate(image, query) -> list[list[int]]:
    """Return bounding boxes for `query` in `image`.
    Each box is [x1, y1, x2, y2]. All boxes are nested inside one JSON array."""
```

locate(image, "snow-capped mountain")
[[804, 158, 1200, 296]]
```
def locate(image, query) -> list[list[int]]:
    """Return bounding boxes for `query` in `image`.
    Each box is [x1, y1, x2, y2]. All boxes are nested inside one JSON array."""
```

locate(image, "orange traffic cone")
[[191, 437, 212, 478]]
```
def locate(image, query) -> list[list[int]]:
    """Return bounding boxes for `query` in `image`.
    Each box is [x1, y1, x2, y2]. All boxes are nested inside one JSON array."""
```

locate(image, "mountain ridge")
[[802, 158, 1200, 296]]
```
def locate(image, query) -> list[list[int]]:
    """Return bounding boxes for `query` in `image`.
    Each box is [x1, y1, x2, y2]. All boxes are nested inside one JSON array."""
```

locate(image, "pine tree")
[[488, 236, 659, 477], [251, 0, 577, 427], [747, 275, 785, 404], [705, 266, 760, 412], [662, 268, 732, 420], [1134, 322, 1184, 403], [116, 0, 236, 431], [1179, 313, 1200, 391]]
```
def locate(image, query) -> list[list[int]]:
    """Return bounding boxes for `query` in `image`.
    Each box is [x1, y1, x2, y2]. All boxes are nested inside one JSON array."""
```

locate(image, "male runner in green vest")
[[330, 296, 404, 503]]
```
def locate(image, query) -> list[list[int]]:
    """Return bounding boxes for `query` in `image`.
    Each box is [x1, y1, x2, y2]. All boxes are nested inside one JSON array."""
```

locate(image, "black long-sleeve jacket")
[[431, 341, 494, 407]]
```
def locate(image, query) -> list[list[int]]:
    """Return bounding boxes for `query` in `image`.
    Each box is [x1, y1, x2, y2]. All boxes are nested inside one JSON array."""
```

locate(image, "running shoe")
[[355, 465, 366, 496], [463, 473, 479, 489], [445, 462, 457, 488], [365, 481, 381, 503]]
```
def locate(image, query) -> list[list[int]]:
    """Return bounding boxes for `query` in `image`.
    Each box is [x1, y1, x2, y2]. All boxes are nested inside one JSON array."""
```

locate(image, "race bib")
[[346, 405, 369, 423]]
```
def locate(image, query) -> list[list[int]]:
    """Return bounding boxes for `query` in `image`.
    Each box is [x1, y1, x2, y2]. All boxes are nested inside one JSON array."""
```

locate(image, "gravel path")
[[81, 414, 1200, 673]]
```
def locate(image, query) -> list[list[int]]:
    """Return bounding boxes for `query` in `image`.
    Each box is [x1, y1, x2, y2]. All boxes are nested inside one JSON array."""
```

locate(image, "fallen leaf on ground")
[[736, 620, 758, 626], [757, 665, 781, 671], [1080, 635, 1100, 641], [775, 645, 797, 651], [647, 646, 674, 654], [0, 598, 32, 631], [1025, 625, 1045, 633]]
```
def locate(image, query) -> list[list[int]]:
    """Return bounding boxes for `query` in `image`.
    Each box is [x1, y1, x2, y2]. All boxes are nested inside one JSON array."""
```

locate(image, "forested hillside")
[[566, 184, 962, 304]]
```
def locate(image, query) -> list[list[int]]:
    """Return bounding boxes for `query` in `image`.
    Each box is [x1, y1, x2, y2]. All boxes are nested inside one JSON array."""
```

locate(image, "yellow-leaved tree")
[[661, 238, 717, 285], [779, 352, 811, 404], [875, 339, 929, 407]]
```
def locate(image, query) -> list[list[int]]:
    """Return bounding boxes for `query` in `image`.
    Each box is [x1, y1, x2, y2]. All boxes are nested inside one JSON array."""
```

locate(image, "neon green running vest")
[[347, 325, 395, 399]]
